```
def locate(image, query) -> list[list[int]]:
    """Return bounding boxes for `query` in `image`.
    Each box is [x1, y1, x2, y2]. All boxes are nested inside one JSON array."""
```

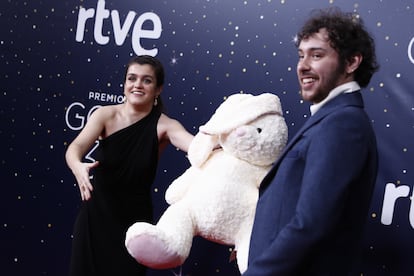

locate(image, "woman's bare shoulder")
[[157, 113, 193, 152], [158, 113, 182, 129], [159, 113, 173, 122]]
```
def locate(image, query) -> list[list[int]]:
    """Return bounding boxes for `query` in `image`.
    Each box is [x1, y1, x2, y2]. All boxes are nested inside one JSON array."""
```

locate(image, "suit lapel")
[[259, 92, 364, 192]]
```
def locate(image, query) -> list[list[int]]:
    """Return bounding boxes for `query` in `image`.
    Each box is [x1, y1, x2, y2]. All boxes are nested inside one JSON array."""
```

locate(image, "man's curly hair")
[[295, 7, 379, 88]]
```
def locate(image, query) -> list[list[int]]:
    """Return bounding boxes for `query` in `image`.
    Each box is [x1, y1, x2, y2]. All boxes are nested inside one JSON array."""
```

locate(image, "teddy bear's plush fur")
[[125, 93, 288, 273]]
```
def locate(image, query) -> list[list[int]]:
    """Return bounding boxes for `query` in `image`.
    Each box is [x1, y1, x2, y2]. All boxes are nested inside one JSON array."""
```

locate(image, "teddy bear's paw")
[[125, 222, 185, 269]]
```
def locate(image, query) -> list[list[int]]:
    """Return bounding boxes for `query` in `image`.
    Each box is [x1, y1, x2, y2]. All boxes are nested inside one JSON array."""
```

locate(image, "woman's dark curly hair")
[[295, 7, 379, 87]]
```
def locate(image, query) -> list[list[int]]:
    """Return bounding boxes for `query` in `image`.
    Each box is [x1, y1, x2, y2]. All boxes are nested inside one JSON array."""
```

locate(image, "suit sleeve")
[[243, 109, 372, 275]]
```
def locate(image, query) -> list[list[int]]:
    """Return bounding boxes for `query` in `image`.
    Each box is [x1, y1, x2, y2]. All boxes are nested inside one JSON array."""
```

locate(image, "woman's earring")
[[154, 97, 158, 106]]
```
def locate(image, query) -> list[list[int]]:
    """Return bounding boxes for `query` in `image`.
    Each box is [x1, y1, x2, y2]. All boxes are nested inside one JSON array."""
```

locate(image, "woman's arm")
[[158, 114, 194, 153], [65, 107, 109, 200]]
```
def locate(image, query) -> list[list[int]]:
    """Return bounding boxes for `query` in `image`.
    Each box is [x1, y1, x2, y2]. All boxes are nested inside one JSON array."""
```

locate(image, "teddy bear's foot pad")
[[126, 233, 183, 269]]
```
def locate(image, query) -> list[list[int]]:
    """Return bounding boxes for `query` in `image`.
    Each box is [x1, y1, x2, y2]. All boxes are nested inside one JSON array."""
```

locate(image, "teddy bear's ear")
[[187, 132, 219, 168]]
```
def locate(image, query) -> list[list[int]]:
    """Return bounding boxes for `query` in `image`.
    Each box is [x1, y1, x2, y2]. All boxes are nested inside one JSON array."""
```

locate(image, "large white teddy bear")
[[125, 93, 288, 273]]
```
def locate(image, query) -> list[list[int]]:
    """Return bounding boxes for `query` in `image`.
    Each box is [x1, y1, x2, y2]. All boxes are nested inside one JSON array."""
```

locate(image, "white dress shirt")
[[310, 81, 361, 115]]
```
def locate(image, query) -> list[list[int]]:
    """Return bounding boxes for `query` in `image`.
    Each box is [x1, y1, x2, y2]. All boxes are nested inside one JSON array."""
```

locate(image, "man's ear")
[[346, 53, 363, 74]]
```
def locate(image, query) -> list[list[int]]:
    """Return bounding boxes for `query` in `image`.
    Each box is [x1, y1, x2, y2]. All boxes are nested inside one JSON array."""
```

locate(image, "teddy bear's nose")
[[235, 128, 246, 136]]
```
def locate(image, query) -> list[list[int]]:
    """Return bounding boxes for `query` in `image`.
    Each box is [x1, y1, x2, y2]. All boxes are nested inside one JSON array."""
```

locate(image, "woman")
[[65, 55, 194, 275]]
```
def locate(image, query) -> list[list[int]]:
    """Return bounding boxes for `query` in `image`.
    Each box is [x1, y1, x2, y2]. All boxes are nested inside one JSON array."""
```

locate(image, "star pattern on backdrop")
[[1, 0, 413, 275]]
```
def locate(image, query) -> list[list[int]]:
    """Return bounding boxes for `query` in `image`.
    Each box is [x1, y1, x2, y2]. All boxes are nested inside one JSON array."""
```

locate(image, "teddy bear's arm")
[[165, 167, 198, 204]]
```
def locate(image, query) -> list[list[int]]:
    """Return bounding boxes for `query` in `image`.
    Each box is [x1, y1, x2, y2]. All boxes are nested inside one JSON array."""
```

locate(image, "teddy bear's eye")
[[256, 128, 262, 133]]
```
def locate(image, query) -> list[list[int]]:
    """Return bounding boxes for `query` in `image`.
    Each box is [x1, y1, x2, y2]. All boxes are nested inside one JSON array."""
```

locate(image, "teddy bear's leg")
[[234, 220, 255, 274], [154, 202, 195, 261], [125, 202, 195, 269], [234, 235, 250, 274]]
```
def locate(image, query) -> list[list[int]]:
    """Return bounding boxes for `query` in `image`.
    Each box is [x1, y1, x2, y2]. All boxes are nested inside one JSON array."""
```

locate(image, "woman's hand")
[[72, 161, 99, 201]]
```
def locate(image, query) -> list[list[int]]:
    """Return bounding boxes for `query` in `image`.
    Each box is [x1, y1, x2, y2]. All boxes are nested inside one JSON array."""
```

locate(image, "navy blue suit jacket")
[[244, 92, 378, 276]]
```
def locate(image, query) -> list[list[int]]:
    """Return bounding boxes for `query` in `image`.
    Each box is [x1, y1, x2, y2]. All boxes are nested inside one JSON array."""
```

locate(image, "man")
[[243, 7, 379, 276]]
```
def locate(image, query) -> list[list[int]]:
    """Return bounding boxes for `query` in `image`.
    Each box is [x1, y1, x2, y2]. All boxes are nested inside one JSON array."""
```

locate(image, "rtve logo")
[[75, 0, 162, 56]]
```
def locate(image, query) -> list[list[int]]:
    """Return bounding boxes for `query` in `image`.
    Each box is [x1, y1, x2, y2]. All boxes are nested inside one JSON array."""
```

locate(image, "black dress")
[[69, 107, 161, 276]]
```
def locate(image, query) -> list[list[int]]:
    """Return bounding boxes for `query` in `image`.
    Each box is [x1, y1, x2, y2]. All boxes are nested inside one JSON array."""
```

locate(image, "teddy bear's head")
[[188, 93, 288, 167]]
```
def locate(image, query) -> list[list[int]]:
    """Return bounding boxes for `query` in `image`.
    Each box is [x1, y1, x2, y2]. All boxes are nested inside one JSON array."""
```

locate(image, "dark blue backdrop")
[[1, 0, 414, 275]]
